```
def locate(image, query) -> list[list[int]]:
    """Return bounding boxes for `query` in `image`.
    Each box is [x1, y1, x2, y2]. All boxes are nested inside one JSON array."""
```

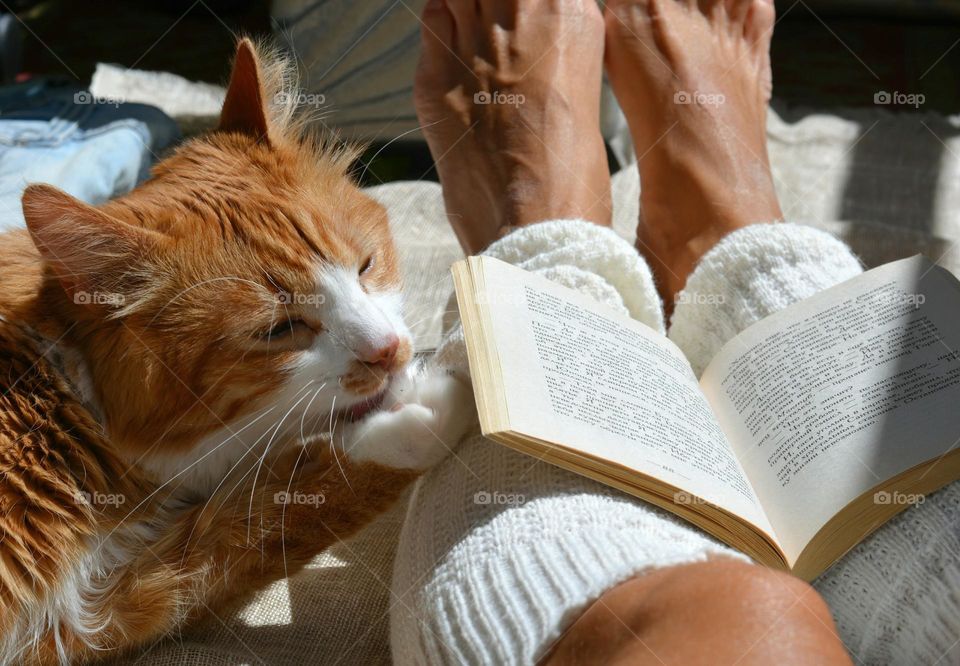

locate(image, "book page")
[[478, 257, 774, 535], [702, 256, 960, 563]]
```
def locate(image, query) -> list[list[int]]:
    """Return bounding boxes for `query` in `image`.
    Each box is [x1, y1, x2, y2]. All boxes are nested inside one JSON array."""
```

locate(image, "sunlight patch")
[[239, 578, 292, 627]]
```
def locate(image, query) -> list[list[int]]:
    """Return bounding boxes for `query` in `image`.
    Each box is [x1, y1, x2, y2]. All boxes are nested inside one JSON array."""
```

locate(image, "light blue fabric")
[[0, 118, 152, 231], [0, 80, 180, 232]]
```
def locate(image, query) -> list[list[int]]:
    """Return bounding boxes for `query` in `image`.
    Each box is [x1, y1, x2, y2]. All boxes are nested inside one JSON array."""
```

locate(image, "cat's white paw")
[[345, 372, 476, 470]]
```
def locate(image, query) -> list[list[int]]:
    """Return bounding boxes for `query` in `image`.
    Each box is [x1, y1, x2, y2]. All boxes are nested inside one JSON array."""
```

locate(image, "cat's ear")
[[219, 38, 271, 143], [22, 184, 165, 303]]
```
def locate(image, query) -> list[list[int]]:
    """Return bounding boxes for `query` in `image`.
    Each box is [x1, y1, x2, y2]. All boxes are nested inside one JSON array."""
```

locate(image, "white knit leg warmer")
[[668, 222, 864, 376], [669, 222, 960, 664], [390, 220, 745, 666]]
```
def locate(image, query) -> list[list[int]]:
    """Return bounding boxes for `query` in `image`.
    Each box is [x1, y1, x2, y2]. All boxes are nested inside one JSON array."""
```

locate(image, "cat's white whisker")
[[244, 389, 315, 542], [155, 381, 319, 569], [326, 395, 354, 492], [305, 390, 334, 436], [335, 430, 352, 487], [327, 395, 337, 437], [400, 309, 461, 332], [279, 435, 310, 584], [99, 400, 285, 548], [300, 384, 327, 443], [356, 119, 443, 184], [174, 390, 314, 570]]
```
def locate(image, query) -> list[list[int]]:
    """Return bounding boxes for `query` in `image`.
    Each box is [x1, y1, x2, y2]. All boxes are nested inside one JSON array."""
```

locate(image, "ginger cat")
[[0, 39, 473, 664]]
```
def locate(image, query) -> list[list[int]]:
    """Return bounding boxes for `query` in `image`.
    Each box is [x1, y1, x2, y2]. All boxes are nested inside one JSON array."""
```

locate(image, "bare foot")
[[605, 0, 783, 306], [415, 0, 611, 255]]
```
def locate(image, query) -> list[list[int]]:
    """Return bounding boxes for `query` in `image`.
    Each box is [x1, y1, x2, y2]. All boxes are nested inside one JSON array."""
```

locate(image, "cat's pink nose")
[[360, 334, 399, 368]]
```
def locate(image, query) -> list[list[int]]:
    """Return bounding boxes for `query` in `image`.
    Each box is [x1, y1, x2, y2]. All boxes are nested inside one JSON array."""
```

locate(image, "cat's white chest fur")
[[140, 407, 299, 497]]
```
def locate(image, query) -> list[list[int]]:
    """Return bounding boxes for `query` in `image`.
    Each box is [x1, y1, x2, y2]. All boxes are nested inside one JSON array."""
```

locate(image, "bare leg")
[[414, 0, 612, 254], [606, 0, 784, 306], [543, 560, 850, 665], [413, 0, 848, 663], [545, 1, 847, 663]]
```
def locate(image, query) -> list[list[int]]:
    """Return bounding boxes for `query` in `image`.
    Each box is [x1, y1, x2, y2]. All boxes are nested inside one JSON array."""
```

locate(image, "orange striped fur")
[[0, 39, 472, 664]]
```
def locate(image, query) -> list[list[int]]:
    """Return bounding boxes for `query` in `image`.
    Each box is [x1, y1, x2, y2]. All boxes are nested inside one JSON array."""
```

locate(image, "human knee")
[[682, 559, 834, 623]]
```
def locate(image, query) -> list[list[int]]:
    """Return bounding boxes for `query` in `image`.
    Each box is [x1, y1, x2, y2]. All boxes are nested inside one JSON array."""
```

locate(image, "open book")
[[452, 254, 960, 580]]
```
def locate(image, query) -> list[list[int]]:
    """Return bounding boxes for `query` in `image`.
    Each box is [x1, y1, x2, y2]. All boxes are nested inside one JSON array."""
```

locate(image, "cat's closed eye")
[[259, 319, 315, 347], [359, 254, 375, 276]]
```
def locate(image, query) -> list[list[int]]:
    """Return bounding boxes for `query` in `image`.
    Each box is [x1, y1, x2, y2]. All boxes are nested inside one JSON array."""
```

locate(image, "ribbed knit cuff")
[[482, 219, 665, 334], [391, 440, 746, 666], [431, 218, 665, 375], [669, 222, 863, 376], [405, 521, 739, 665]]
